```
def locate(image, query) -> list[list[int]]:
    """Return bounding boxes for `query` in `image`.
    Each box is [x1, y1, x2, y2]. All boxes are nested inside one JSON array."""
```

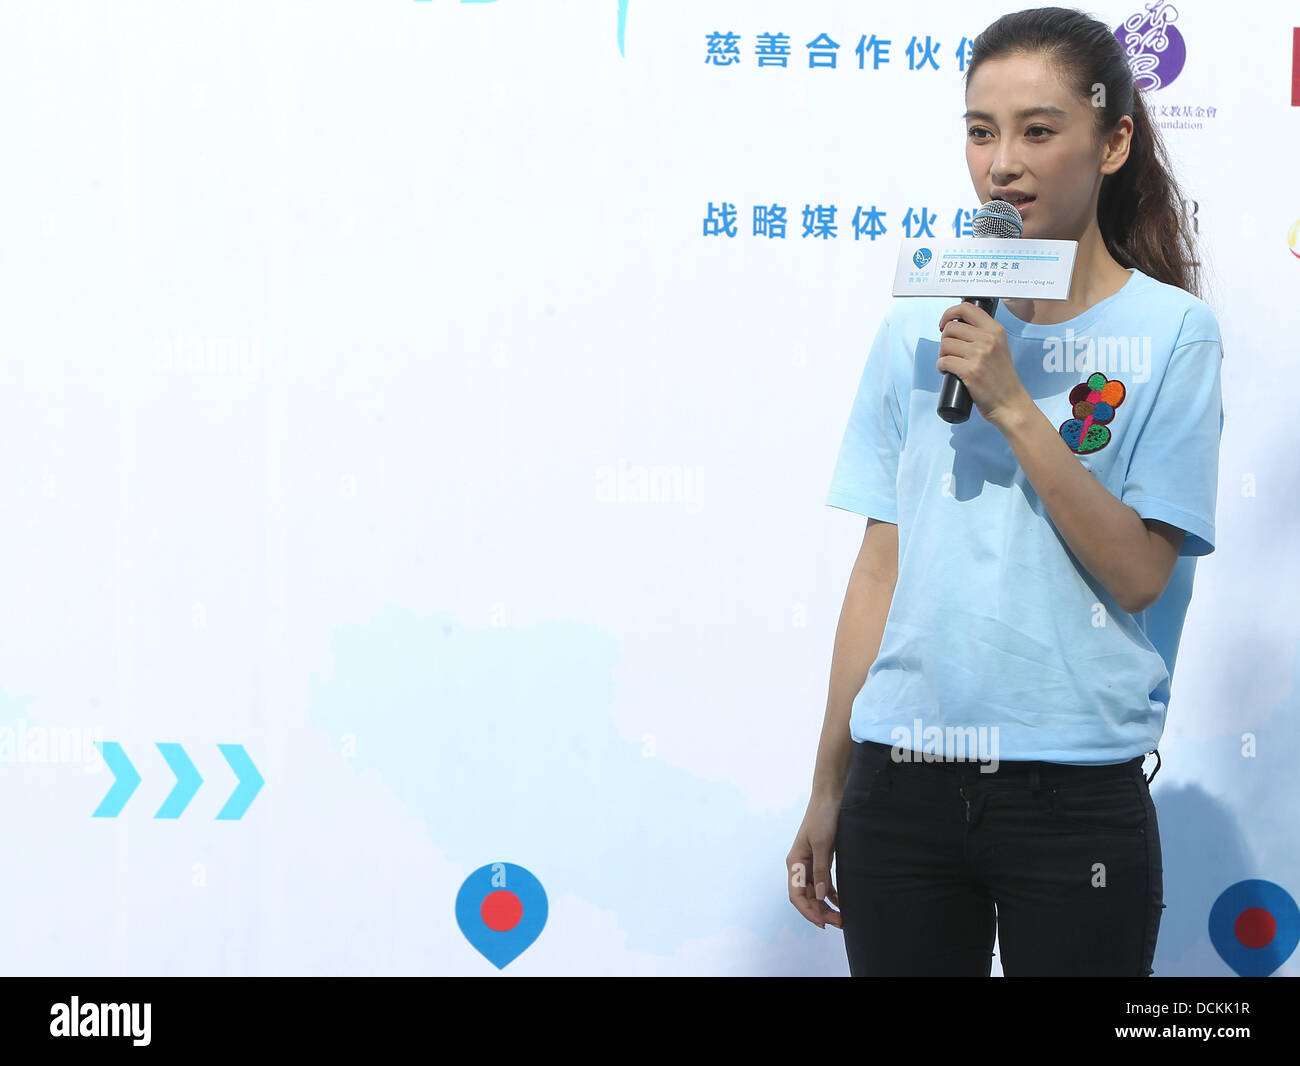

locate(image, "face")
[[963, 52, 1130, 238]]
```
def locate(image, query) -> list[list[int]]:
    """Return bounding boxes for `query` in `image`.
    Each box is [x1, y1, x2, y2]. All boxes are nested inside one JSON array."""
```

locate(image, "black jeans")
[[835, 739, 1165, 976]]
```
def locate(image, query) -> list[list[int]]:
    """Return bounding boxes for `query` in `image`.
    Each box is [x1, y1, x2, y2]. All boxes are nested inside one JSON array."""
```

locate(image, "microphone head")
[[972, 199, 1024, 239]]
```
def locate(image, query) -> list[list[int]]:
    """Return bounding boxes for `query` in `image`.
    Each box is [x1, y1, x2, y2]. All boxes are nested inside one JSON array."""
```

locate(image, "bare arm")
[[811, 517, 898, 801], [996, 399, 1185, 614]]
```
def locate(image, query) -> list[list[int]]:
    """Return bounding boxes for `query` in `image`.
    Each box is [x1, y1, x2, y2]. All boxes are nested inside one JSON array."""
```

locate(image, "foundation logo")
[[913, 247, 932, 268], [1114, 1, 1186, 90], [1060, 372, 1126, 454]]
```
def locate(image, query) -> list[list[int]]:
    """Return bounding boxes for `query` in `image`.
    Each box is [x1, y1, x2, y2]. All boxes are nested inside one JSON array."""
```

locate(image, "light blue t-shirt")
[[826, 267, 1224, 764]]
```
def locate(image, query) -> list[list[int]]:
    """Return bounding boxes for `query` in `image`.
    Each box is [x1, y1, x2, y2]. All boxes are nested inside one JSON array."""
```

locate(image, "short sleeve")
[[825, 314, 904, 523], [1119, 333, 1223, 557]]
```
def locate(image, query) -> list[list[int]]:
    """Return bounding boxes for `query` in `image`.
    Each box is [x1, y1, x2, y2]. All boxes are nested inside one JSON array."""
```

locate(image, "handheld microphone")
[[937, 199, 1024, 424]]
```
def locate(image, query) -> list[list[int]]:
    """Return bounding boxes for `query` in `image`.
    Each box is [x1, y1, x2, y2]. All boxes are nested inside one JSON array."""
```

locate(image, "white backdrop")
[[0, 0, 1296, 976]]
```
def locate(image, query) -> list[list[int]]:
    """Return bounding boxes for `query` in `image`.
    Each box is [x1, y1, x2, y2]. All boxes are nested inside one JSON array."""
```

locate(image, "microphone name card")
[[893, 238, 1079, 298]]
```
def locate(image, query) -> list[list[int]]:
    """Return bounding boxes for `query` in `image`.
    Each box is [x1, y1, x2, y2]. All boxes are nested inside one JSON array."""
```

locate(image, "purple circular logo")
[[1114, 2, 1186, 91]]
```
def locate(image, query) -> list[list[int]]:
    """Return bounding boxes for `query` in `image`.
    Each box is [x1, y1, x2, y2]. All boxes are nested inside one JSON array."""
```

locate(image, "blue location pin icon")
[[456, 862, 547, 969], [1208, 879, 1299, 977]]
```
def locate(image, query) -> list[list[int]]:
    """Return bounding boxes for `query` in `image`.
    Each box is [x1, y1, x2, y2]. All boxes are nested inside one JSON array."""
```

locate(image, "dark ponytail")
[[965, 6, 1203, 300]]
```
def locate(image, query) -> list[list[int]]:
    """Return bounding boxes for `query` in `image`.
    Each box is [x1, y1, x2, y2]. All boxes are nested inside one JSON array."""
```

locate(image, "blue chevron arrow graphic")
[[216, 744, 263, 820], [92, 741, 141, 817], [155, 743, 203, 819]]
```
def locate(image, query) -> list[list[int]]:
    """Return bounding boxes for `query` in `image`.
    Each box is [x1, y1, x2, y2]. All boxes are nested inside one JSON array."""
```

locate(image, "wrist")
[[810, 776, 846, 805]]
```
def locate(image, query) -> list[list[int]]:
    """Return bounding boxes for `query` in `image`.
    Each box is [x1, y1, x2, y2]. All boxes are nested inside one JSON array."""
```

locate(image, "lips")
[[993, 193, 1036, 217]]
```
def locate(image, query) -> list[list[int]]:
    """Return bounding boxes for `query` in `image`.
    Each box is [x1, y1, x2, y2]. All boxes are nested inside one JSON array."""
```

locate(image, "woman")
[[786, 7, 1224, 976]]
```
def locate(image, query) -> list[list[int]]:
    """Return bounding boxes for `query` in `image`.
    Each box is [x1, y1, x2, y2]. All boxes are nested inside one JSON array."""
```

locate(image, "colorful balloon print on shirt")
[[1059, 372, 1126, 454]]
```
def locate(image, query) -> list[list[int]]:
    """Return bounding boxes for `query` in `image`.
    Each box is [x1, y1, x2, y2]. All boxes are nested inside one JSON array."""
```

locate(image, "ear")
[[1100, 115, 1133, 177]]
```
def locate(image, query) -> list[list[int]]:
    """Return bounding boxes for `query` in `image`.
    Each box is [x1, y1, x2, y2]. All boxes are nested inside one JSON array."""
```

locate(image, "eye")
[[968, 125, 1054, 140]]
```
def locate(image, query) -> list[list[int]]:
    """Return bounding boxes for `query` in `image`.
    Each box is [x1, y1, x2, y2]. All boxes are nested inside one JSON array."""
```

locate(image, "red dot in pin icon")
[[481, 889, 523, 932], [1234, 907, 1276, 949]]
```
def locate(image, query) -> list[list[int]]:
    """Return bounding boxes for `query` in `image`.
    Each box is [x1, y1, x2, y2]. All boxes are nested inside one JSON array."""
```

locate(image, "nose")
[[991, 145, 1023, 185], [991, 163, 1022, 186]]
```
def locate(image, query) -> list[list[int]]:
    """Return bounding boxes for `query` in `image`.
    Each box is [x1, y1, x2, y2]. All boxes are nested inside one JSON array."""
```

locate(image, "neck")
[[1001, 219, 1131, 326]]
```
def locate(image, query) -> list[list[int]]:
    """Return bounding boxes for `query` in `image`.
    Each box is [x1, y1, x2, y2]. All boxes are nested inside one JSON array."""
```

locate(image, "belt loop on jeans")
[[1144, 749, 1161, 786]]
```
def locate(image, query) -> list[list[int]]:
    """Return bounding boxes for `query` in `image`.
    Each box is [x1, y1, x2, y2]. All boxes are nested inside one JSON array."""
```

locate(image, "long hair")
[[964, 6, 1203, 300]]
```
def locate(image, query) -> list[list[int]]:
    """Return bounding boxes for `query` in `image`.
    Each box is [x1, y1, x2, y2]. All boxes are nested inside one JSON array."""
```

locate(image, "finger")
[[939, 308, 992, 338], [937, 337, 969, 368], [941, 301, 991, 327], [939, 305, 969, 330], [936, 354, 967, 381], [788, 856, 816, 908], [788, 876, 827, 927], [815, 870, 842, 928], [813, 855, 832, 915], [939, 315, 976, 340], [813, 855, 843, 930], [792, 895, 828, 928], [788, 857, 832, 929]]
